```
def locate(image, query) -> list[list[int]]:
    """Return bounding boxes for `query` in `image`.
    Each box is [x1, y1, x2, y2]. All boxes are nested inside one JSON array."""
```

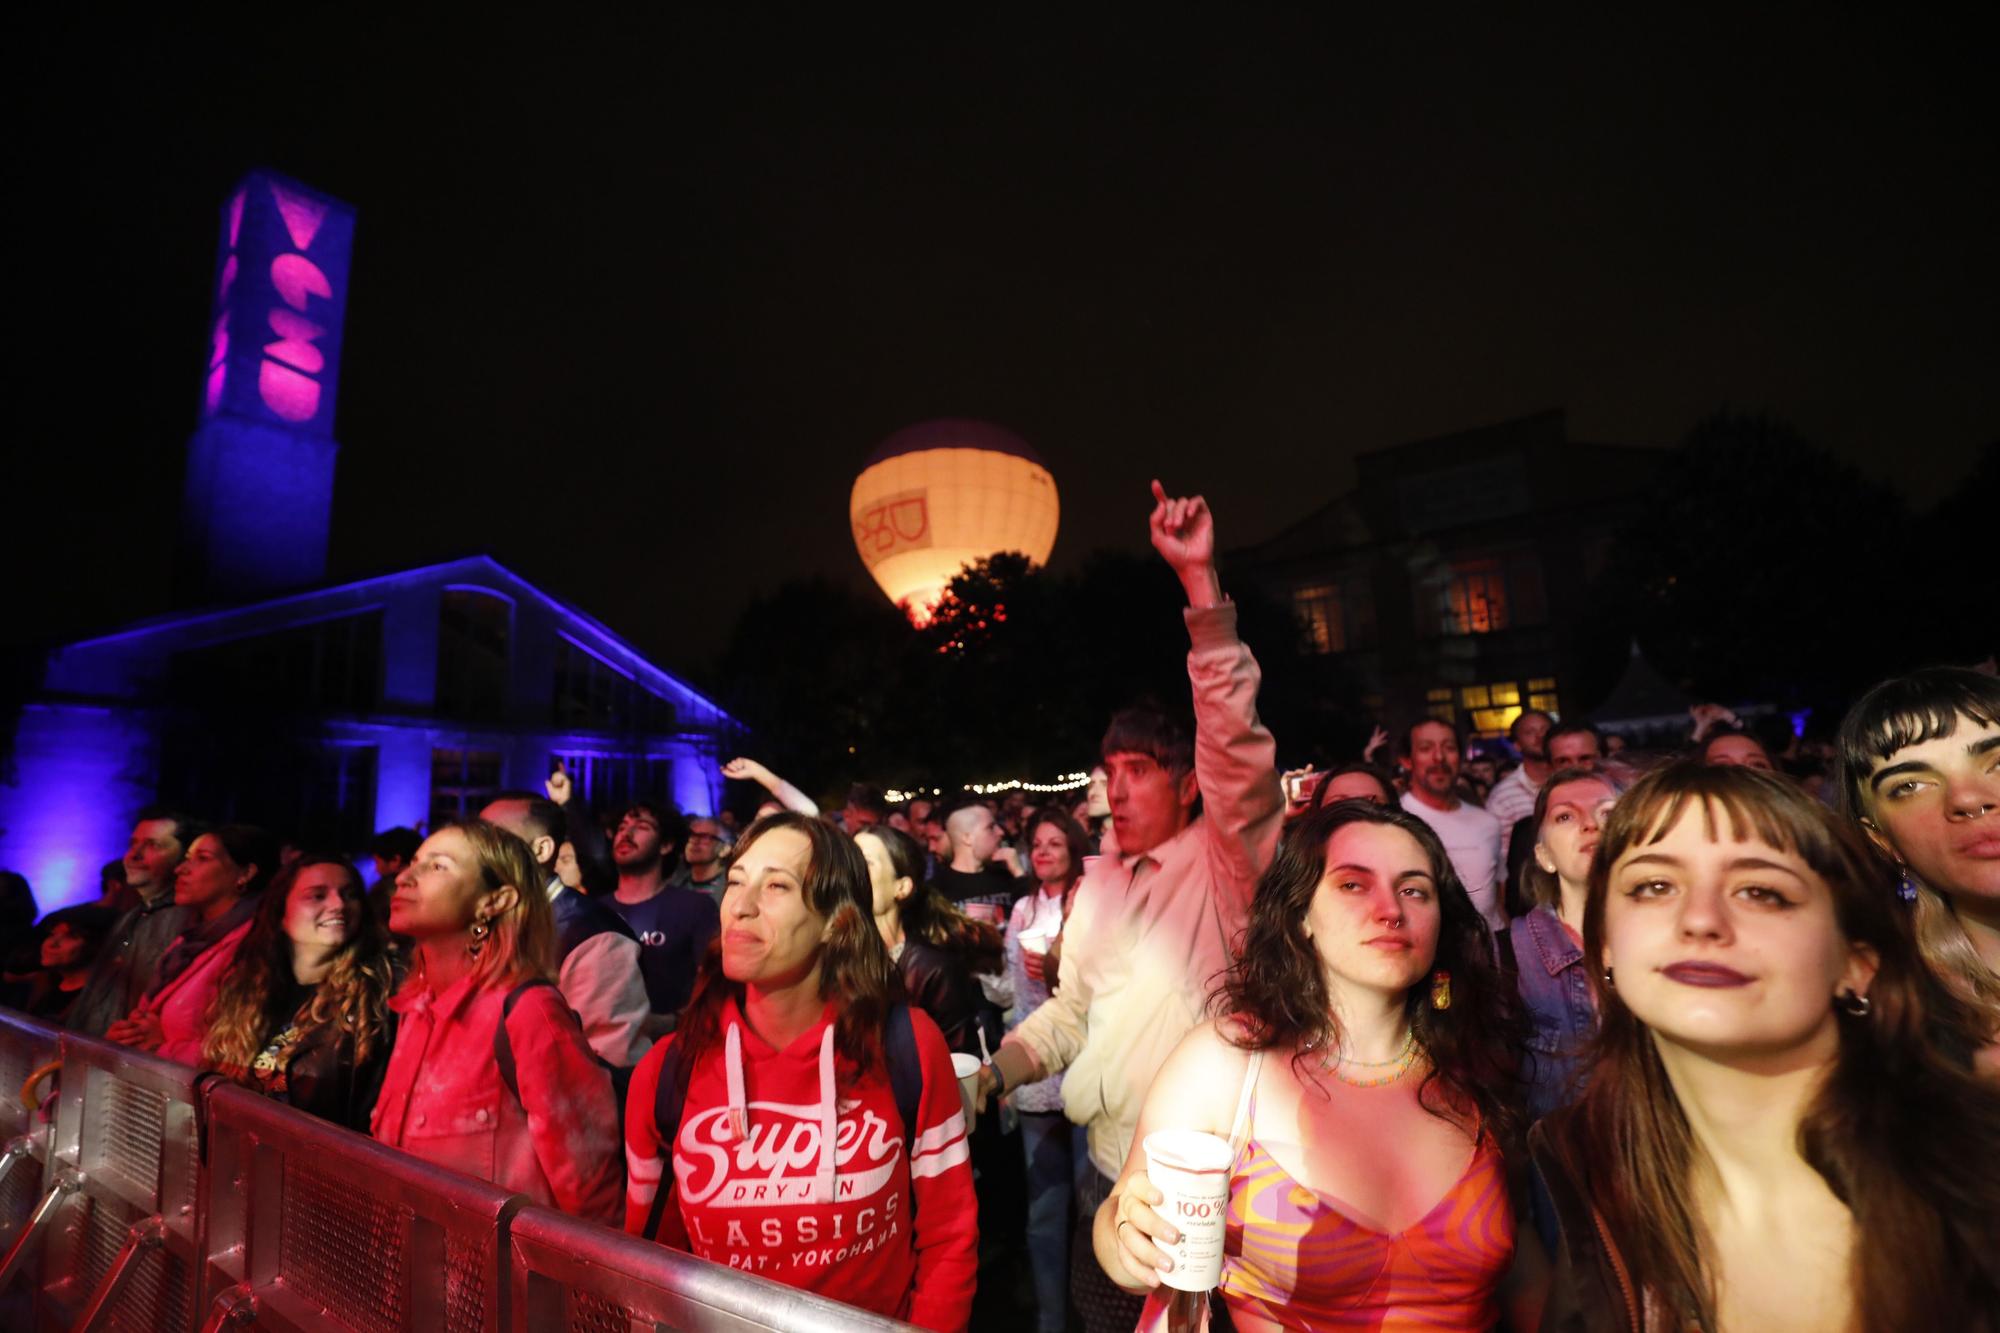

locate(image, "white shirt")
[[546, 880, 653, 1067], [1483, 764, 1543, 862], [1400, 791, 1506, 933]]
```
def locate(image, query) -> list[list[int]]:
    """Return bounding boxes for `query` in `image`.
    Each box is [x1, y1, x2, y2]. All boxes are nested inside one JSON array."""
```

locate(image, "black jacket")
[[1530, 1119, 1657, 1333], [896, 939, 998, 1059]]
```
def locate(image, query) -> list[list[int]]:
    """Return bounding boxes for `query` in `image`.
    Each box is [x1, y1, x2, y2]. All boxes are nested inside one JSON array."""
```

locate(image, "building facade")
[[1232, 410, 1661, 738]]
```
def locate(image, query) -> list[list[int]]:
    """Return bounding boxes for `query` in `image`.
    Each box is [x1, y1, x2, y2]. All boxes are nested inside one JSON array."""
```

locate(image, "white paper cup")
[[951, 1053, 982, 1129], [1142, 1129, 1234, 1291]]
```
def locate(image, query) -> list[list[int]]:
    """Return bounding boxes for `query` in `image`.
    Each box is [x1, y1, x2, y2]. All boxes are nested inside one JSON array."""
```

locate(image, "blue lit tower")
[[179, 172, 355, 600]]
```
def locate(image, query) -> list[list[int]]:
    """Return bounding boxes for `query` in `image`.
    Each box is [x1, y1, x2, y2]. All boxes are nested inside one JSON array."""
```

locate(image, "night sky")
[[13, 12, 1993, 687]]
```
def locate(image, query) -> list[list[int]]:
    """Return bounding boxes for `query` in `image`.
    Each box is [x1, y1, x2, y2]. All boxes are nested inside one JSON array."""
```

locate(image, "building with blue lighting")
[[0, 172, 737, 910]]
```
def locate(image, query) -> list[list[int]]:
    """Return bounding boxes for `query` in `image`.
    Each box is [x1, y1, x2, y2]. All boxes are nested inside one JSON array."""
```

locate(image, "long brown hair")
[[1548, 763, 2000, 1329], [676, 813, 899, 1077], [860, 824, 1004, 974], [1216, 801, 1529, 1148], [203, 856, 395, 1077]]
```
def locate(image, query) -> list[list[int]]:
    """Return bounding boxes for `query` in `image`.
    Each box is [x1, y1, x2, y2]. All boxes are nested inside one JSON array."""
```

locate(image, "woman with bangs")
[[370, 820, 621, 1221], [624, 812, 978, 1332], [1836, 665, 2000, 1062], [203, 855, 396, 1130], [1096, 801, 1542, 1332], [1534, 764, 2000, 1332]]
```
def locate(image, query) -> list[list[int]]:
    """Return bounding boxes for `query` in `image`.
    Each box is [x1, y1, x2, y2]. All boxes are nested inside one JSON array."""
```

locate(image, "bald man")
[[931, 801, 1021, 923]]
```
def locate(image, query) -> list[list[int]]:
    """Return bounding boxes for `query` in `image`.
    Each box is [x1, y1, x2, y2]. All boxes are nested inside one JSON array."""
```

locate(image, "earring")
[[1429, 971, 1452, 1011], [468, 917, 490, 959], [1836, 989, 1872, 1018], [1895, 868, 1921, 904], [1601, 966, 1615, 988]]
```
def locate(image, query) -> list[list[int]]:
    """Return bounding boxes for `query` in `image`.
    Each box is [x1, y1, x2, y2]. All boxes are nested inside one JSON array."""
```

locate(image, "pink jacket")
[[130, 921, 252, 1066], [371, 970, 622, 1222]]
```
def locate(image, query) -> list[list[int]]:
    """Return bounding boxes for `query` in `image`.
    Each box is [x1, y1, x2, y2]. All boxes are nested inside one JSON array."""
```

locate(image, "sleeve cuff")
[[1184, 599, 1239, 652]]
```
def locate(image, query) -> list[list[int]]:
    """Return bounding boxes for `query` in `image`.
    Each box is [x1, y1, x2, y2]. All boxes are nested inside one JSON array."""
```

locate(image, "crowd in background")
[[3, 481, 1996, 1332]]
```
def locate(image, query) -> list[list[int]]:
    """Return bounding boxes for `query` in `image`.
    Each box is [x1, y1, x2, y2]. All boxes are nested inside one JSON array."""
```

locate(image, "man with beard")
[[608, 802, 720, 1034], [1399, 718, 1506, 932], [67, 808, 197, 1036]]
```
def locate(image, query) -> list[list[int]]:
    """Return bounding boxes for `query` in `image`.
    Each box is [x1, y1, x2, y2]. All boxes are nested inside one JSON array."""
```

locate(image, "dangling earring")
[[1895, 868, 1921, 903], [1429, 970, 1452, 1011], [1601, 966, 1615, 988], [468, 917, 491, 959], [1836, 989, 1873, 1017]]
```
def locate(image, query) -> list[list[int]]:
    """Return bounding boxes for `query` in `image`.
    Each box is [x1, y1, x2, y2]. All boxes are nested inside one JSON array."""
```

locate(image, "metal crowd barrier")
[[0, 1011, 61, 1248], [0, 1010, 918, 1333], [507, 1203, 920, 1333], [197, 1082, 518, 1333]]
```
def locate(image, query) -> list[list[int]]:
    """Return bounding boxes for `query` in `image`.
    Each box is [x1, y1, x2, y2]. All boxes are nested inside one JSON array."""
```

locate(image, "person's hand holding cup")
[[1111, 1172, 1179, 1289]]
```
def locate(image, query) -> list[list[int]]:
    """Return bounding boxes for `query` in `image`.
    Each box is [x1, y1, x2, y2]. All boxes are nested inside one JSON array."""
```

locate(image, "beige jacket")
[[1005, 601, 1282, 1178]]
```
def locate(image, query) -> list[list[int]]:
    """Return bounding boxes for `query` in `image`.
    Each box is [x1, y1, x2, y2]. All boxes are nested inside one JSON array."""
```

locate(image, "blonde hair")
[[409, 820, 558, 992]]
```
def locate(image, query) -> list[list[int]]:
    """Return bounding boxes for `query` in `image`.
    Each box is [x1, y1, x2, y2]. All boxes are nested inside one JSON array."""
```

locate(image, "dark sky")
[[12, 12, 1993, 685]]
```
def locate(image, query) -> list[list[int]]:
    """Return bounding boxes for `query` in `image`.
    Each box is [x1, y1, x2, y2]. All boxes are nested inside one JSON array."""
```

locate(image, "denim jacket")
[[1509, 906, 1599, 1121]]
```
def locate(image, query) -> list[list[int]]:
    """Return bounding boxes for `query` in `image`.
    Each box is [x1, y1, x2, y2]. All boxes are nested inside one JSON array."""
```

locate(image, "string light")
[[885, 771, 1091, 804]]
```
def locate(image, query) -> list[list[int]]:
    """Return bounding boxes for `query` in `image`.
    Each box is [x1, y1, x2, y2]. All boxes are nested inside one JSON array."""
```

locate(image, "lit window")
[[1529, 692, 1561, 713], [1528, 677, 1555, 692], [1490, 682, 1520, 707], [1292, 584, 1345, 654], [1443, 559, 1509, 634], [1461, 685, 1490, 708]]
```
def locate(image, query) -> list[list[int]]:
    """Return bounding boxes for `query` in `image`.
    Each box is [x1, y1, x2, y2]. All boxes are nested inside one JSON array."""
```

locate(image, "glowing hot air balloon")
[[850, 419, 1060, 624]]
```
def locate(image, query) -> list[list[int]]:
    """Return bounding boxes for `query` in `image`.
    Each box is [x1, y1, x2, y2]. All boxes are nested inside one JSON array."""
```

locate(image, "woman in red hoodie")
[[625, 812, 978, 1332], [371, 820, 621, 1222]]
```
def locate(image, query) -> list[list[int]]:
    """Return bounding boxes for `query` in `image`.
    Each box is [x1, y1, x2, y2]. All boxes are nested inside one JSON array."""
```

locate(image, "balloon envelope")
[[850, 420, 1059, 623]]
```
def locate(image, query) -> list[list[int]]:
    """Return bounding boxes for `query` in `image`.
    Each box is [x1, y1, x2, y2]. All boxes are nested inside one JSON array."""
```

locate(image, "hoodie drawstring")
[[814, 1025, 838, 1204], [725, 1022, 748, 1142]]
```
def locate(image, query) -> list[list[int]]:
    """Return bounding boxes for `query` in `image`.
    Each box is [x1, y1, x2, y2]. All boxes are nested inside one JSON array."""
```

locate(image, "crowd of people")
[[2, 479, 1996, 1332]]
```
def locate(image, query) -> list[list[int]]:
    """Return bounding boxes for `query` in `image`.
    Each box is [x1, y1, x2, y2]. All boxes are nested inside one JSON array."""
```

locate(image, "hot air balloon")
[[850, 419, 1059, 624]]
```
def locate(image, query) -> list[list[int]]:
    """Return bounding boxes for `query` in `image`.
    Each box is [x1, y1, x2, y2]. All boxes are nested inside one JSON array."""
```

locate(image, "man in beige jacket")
[[982, 479, 1284, 1333]]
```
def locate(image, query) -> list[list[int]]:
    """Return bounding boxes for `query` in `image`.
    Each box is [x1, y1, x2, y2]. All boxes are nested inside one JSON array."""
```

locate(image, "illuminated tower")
[[179, 171, 355, 600]]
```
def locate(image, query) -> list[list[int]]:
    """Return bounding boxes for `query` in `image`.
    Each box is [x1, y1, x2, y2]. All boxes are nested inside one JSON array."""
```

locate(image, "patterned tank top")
[[1141, 1049, 1515, 1332]]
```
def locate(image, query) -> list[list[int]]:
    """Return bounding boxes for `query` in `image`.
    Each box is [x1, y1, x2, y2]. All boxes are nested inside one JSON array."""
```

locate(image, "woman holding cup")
[[1094, 801, 1543, 1331], [1005, 809, 1093, 1333]]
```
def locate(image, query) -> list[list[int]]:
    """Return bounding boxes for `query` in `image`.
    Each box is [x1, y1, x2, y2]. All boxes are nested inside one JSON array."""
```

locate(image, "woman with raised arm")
[[1837, 664, 2000, 1063], [1534, 763, 2000, 1331], [624, 812, 978, 1332], [721, 756, 821, 817], [203, 855, 397, 1130], [370, 821, 620, 1221], [1095, 801, 1540, 1332]]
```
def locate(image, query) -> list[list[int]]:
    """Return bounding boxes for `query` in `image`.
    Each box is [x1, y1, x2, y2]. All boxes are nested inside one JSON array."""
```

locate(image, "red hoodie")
[[624, 999, 978, 1332]]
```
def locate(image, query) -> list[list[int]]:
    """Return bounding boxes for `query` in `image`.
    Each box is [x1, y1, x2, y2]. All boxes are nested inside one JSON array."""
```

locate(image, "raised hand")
[[721, 757, 772, 785], [1148, 479, 1223, 609], [545, 760, 573, 806]]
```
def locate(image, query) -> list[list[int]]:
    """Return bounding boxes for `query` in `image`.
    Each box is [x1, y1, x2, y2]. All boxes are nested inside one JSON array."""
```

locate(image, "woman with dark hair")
[[1534, 764, 2000, 1331], [19, 905, 116, 1025], [371, 820, 620, 1221], [1836, 664, 2000, 1061], [857, 822, 1003, 1057], [107, 823, 278, 1064], [1510, 767, 1622, 1120], [624, 812, 978, 1332], [203, 855, 397, 1130], [1005, 808, 1092, 1333], [1307, 761, 1397, 811], [1097, 801, 1540, 1331], [1697, 726, 1776, 771]]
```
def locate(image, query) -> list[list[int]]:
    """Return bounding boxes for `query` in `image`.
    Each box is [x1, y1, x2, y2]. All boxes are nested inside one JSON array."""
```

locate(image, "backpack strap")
[[494, 978, 563, 1103], [643, 1038, 690, 1242], [884, 1003, 922, 1153]]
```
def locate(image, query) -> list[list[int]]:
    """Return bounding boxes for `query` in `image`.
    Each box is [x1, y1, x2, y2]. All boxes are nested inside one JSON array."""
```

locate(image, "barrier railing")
[[37, 1031, 206, 1333], [507, 1204, 921, 1333], [197, 1082, 519, 1333], [0, 1009, 917, 1333], [0, 1010, 61, 1247]]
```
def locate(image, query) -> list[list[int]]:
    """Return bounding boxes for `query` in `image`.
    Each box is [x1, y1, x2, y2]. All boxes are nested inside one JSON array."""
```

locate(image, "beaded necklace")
[[1316, 1028, 1420, 1088]]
